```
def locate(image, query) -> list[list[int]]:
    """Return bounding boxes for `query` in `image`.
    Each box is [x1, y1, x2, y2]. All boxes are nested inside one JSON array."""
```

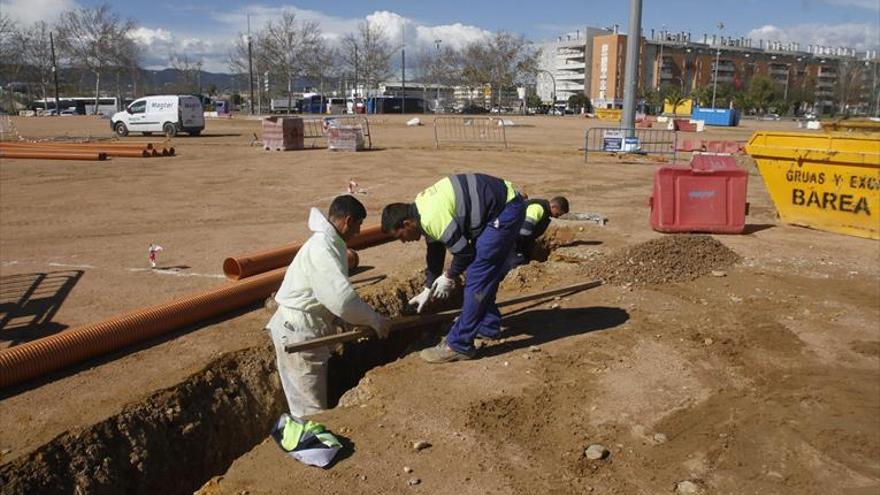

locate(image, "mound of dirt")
[[357, 268, 464, 317], [358, 271, 425, 317], [585, 235, 740, 286]]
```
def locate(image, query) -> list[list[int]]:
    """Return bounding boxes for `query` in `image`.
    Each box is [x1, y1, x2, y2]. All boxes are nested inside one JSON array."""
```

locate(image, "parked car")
[[111, 95, 204, 137], [459, 105, 489, 114]]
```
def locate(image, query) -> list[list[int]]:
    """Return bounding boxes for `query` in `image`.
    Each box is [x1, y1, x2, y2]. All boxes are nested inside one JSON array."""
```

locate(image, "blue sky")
[[2, 0, 878, 71]]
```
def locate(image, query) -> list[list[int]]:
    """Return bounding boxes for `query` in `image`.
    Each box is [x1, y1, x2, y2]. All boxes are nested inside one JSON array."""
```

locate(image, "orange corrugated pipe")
[[4, 143, 175, 156], [0, 267, 284, 389], [0, 143, 156, 158], [1, 146, 150, 158], [0, 150, 108, 161], [223, 224, 392, 280], [0, 245, 362, 389], [0, 142, 173, 156]]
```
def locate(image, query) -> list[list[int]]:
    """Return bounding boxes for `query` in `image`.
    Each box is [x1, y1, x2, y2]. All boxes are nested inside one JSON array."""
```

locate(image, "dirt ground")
[[0, 113, 878, 494]]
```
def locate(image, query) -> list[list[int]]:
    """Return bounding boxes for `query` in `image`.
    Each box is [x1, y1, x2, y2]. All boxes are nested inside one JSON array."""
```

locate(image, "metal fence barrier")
[[302, 115, 373, 149], [584, 127, 678, 163], [434, 116, 507, 149]]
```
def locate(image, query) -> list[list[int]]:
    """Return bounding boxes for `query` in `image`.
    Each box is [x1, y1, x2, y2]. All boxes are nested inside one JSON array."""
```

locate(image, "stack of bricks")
[[262, 116, 304, 151], [327, 125, 365, 152]]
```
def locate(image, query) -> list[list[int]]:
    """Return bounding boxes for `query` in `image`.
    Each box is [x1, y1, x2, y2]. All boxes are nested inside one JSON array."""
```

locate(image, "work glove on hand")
[[408, 287, 434, 314], [371, 315, 392, 339], [430, 274, 456, 300]]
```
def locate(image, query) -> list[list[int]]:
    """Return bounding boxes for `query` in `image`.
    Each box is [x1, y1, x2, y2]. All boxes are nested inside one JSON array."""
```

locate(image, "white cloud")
[[415, 23, 492, 50], [128, 27, 173, 46], [821, 0, 880, 11], [125, 6, 492, 72], [747, 22, 880, 51], [0, 0, 79, 25]]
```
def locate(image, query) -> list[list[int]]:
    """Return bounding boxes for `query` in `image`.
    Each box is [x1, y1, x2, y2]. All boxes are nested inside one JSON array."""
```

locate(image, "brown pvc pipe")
[[0, 267, 286, 389], [0, 239, 369, 388], [3, 147, 150, 158], [1, 144, 151, 156], [0, 143, 154, 158], [0, 151, 108, 161], [0, 142, 152, 150], [223, 225, 393, 280]]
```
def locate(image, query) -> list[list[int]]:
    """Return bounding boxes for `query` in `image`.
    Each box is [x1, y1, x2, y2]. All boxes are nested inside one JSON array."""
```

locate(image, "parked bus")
[[326, 97, 346, 114], [32, 97, 119, 116]]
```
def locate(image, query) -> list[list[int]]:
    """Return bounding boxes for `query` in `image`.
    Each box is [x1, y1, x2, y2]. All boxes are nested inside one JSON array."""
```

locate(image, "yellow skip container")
[[744, 131, 880, 240]]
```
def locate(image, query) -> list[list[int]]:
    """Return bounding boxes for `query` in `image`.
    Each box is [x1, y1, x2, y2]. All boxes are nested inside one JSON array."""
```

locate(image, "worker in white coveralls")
[[266, 195, 391, 417]]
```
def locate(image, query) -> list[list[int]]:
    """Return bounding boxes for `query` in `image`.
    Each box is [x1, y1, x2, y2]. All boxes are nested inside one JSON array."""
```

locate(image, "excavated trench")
[[0, 229, 741, 495], [0, 271, 455, 495]]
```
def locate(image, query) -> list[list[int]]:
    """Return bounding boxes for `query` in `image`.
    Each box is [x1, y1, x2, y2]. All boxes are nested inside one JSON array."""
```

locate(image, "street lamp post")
[[537, 69, 557, 115], [247, 14, 255, 115], [657, 24, 665, 90], [621, 0, 644, 133], [401, 19, 406, 114], [711, 22, 724, 109], [434, 39, 442, 111]]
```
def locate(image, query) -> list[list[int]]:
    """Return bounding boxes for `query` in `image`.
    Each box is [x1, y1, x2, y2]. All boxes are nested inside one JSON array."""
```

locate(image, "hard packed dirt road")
[[0, 114, 877, 495]]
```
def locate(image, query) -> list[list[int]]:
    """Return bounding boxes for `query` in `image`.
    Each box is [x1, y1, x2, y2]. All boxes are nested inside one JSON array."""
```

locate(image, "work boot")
[[420, 338, 475, 364]]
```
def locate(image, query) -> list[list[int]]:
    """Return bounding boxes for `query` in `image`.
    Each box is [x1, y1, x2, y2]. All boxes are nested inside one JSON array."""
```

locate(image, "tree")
[[259, 11, 322, 114], [340, 20, 393, 95], [661, 84, 686, 115], [169, 52, 202, 93], [0, 13, 17, 69], [0, 13, 22, 112], [835, 59, 865, 116], [689, 86, 712, 107], [461, 32, 538, 107], [568, 93, 591, 112], [56, 4, 136, 114], [15, 21, 54, 111], [747, 75, 780, 114], [306, 38, 340, 111], [526, 93, 543, 108], [416, 45, 464, 108], [787, 74, 815, 116], [638, 87, 661, 114]]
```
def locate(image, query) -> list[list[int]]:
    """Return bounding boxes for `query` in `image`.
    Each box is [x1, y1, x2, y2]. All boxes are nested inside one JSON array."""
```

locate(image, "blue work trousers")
[[447, 196, 525, 354]]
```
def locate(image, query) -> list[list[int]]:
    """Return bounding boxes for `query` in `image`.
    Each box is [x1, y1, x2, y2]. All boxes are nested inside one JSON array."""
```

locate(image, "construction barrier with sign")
[[584, 127, 678, 163], [744, 131, 880, 240]]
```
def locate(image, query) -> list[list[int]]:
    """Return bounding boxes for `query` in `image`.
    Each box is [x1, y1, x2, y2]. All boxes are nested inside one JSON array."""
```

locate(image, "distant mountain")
[[141, 68, 241, 93]]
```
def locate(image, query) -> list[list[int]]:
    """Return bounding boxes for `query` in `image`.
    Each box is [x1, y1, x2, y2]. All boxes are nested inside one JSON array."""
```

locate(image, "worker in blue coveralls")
[[514, 196, 570, 264], [381, 173, 525, 363]]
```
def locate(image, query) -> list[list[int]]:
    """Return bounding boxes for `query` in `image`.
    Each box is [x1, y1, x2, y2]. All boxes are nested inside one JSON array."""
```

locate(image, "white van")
[[111, 95, 205, 137]]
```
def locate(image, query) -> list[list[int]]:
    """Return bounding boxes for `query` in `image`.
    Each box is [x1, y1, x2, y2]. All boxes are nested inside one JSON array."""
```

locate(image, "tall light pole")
[[434, 39, 442, 110], [247, 14, 255, 115], [711, 21, 724, 109], [621, 0, 643, 133], [537, 70, 557, 115], [656, 24, 665, 90], [50, 31, 60, 117], [401, 18, 406, 114]]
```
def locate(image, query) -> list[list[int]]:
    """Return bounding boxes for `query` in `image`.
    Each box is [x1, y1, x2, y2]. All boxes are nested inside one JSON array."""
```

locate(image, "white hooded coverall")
[[265, 207, 384, 417]]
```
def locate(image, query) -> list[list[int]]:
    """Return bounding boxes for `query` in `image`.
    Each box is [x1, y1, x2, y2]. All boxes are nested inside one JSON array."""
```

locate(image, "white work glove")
[[431, 274, 456, 300], [408, 287, 434, 314], [371, 315, 392, 339]]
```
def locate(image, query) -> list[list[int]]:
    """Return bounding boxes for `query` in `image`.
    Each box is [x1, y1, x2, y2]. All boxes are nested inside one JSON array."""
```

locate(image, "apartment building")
[[537, 27, 611, 104], [549, 27, 879, 115]]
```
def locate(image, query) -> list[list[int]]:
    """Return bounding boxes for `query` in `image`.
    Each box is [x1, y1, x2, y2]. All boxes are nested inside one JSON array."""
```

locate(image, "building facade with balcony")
[[537, 27, 612, 106], [580, 27, 878, 115]]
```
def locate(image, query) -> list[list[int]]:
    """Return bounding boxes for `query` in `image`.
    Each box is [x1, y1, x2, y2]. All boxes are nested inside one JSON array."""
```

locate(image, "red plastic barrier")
[[649, 154, 749, 234]]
